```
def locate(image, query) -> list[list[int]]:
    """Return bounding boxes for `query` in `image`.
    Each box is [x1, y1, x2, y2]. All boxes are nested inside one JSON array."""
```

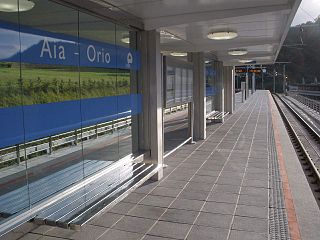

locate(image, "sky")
[[292, 0, 320, 26]]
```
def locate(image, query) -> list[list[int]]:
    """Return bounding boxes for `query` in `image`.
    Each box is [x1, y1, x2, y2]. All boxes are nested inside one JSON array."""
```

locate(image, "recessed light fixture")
[[228, 49, 248, 56], [160, 30, 181, 41], [170, 52, 187, 57], [238, 59, 253, 64], [121, 36, 130, 44], [0, 0, 35, 12], [207, 31, 238, 40]]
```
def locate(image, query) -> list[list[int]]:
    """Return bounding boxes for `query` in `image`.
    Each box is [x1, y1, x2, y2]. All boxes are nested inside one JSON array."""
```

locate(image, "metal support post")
[[273, 66, 276, 93], [245, 69, 249, 99], [16, 144, 20, 165], [138, 30, 163, 180], [49, 136, 53, 154], [261, 65, 264, 90], [283, 64, 286, 95], [241, 82, 246, 103], [188, 101, 196, 144]]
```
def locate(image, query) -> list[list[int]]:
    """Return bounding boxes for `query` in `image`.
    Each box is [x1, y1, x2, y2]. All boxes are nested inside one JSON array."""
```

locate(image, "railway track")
[[272, 94, 320, 206]]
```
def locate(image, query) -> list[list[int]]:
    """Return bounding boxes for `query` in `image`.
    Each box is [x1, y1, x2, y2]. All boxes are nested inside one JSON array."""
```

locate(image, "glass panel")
[[206, 64, 215, 114], [0, 0, 29, 222], [18, 0, 82, 207], [79, 12, 119, 177], [116, 25, 138, 159]]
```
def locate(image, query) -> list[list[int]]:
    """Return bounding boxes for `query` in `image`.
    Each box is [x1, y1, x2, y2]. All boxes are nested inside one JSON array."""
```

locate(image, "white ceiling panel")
[[102, 0, 301, 65]]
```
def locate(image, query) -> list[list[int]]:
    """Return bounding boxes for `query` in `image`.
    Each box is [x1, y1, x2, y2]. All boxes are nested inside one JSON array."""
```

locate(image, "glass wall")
[[206, 63, 215, 114], [0, 0, 140, 224]]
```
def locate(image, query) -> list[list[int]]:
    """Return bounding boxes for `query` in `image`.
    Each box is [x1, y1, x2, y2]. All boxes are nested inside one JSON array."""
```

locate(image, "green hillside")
[[0, 64, 130, 107], [277, 17, 320, 84]]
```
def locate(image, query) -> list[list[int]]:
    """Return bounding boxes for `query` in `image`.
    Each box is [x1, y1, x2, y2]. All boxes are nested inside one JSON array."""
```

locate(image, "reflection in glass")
[[116, 25, 137, 159], [79, 13, 119, 178], [0, 0, 140, 227], [19, 0, 82, 208], [0, 4, 29, 224], [206, 64, 215, 114]]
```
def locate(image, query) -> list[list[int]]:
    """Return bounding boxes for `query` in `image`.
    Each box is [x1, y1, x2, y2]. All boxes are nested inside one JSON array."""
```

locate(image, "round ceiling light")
[[0, 0, 35, 12], [170, 52, 187, 57], [228, 49, 248, 56], [121, 36, 130, 44], [160, 30, 181, 41], [207, 31, 238, 40], [238, 59, 254, 64]]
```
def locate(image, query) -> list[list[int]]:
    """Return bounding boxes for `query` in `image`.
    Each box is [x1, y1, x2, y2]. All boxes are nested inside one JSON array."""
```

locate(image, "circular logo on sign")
[[127, 52, 133, 65]]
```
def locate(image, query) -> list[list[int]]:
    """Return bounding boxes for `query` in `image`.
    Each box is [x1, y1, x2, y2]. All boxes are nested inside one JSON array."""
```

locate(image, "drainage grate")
[[268, 114, 291, 240]]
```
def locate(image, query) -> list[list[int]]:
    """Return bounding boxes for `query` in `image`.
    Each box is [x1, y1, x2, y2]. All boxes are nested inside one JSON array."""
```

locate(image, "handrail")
[[0, 117, 131, 167], [289, 92, 320, 115], [0, 103, 188, 168]]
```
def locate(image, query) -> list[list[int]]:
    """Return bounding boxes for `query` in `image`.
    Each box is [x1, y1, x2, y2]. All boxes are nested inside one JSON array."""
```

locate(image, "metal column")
[[190, 52, 206, 140], [137, 30, 163, 180]]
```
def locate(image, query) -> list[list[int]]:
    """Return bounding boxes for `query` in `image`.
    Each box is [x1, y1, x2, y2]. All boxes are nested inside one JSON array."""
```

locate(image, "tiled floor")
[[2, 91, 273, 240]]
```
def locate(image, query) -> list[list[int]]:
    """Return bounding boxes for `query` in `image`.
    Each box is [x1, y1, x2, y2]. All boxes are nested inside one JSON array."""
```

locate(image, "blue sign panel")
[[0, 20, 140, 70], [0, 94, 142, 148]]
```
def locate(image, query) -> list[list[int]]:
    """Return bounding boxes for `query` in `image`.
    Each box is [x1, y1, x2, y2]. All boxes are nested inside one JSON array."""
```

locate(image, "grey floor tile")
[[238, 195, 268, 207], [202, 201, 236, 215], [148, 221, 191, 240], [228, 230, 267, 240], [99, 229, 143, 240], [0, 232, 25, 240], [39, 237, 68, 240], [31, 225, 53, 235], [128, 205, 166, 220], [122, 192, 146, 204], [195, 212, 233, 229], [235, 205, 268, 219], [160, 208, 198, 224], [90, 212, 123, 228], [207, 192, 239, 204], [134, 181, 158, 194], [232, 216, 268, 233], [216, 177, 243, 186], [144, 235, 174, 240], [186, 225, 229, 240], [70, 225, 107, 240], [190, 175, 217, 184], [243, 179, 268, 188], [12, 223, 37, 235], [45, 227, 75, 239], [158, 180, 187, 189], [184, 182, 213, 192], [196, 170, 220, 177], [179, 163, 203, 169], [18, 233, 42, 240], [167, 174, 192, 181], [240, 186, 268, 196], [109, 202, 136, 215], [179, 189, 209, 201], [170, 198, 205, 211], [113, 216, 156, 234], [212, 184, 241, 194], [139, 195, 175, 208], [150, 187, 181, 198]]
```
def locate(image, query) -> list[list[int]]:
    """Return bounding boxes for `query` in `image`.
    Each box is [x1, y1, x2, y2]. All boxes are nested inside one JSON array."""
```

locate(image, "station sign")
[[0, 20, 140, 70]]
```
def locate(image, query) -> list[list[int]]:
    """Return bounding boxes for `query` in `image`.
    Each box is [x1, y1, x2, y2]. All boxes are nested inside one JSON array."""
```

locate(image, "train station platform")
[[2, 90, 319, 240]]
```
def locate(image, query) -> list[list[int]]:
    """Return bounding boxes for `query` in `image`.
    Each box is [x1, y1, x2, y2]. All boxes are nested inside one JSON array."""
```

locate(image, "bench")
[[206, 111, 229, 122]]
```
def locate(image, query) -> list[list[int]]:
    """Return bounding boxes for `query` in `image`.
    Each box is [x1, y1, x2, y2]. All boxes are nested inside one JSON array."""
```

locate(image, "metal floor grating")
[[268, 113, 291, 240]]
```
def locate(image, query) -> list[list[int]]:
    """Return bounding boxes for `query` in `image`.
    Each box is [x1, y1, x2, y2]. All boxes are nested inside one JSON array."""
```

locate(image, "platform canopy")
[[62, 0, 301, 66]]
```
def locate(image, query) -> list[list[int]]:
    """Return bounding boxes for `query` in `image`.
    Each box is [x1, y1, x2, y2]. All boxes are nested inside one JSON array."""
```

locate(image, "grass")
[[0, 63, 131, 107]]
